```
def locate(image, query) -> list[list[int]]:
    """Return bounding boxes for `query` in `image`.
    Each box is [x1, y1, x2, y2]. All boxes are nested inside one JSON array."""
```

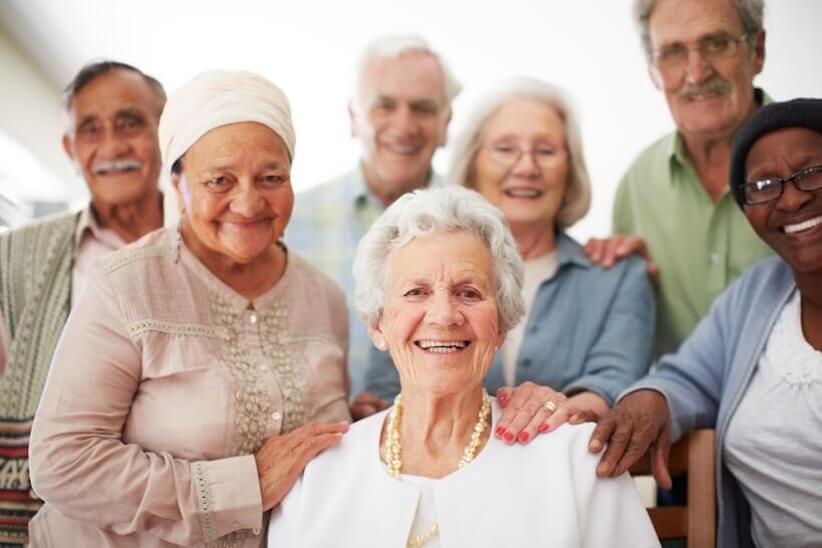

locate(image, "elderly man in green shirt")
[[587, 0, 772, 357]]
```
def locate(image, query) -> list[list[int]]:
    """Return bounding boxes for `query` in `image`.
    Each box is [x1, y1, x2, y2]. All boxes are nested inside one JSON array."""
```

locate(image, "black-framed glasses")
[[651, 32, 750, 82], [743, 164, 822, 205]]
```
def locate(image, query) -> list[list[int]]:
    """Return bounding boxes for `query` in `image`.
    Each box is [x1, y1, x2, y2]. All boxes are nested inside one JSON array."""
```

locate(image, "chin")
[[92, 180, 152, 204]]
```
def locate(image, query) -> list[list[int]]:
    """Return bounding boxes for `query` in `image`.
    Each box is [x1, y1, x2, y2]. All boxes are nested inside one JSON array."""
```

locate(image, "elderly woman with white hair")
[[27, 71, 350, 546], [267, 186, 659, 547], [366, 78, 655, 428]]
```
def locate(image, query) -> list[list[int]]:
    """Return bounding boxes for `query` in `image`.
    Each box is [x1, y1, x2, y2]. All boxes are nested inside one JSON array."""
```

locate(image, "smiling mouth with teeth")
[[93, 160, 143, 175], [782, 215, 822, 234], [504, 188, 543, 198], [415, 340, 471, 353]]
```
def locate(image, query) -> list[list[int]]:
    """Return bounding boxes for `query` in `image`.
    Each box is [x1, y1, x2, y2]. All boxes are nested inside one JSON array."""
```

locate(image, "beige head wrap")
[[158, 70, 296, 224]]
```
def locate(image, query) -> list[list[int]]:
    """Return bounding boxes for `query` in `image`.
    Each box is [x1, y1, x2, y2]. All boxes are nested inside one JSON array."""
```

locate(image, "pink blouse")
[[28, 227, 351, 547]]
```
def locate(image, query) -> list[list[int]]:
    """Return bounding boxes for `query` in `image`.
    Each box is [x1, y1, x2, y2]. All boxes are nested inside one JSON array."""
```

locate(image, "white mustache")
[[92, 159, 143, 175], [678, 76, 732, 100]]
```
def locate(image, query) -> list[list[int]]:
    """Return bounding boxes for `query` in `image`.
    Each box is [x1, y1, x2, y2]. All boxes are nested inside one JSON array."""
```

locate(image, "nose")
[[425, 290, 464, 328], [776, 178, 815, 212], [230, 182, 266, 217], [99, 125, 132, 158], [510, 150, 540, 177], [683, 47, 714, 84], [390, 104, 419, 135]]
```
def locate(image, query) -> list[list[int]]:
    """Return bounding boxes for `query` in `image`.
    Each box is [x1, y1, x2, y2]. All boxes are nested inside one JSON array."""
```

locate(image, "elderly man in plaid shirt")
[[287, 34, 460, 414]]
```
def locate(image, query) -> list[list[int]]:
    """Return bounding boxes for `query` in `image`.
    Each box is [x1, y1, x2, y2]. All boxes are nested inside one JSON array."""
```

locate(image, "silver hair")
[[633, 0, 765, 58], [447, 77, 591, 229], [353, 186, 525, 333], [353, 33, 462, 110]]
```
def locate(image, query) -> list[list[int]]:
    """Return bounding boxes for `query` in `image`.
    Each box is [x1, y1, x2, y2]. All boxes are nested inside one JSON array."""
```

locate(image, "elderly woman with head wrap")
[[588, 98, 822, 548], [267, 186, 659, 547], [27, 71, 350, 547], [365, 78, 655, 424]]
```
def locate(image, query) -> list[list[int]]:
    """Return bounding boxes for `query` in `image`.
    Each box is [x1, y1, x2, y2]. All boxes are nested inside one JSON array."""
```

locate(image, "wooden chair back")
[[629, 429, 716, 548]]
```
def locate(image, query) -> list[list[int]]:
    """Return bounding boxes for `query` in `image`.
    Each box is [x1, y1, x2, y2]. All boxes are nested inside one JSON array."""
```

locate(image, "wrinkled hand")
[[495, 382, 577, 445], [584, 235, 658, 283], [587, 389, 672, 488], [255, 422, 348, 510], [350, 391, 390, 421]]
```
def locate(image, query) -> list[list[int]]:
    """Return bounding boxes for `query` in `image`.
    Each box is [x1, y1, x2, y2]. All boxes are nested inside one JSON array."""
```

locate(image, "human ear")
[[368, 323, 387, 351]]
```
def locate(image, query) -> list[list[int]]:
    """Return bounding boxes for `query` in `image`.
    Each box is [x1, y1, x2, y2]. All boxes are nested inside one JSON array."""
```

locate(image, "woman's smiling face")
[[471, 98, 570, 233], [372, 230, 504, 396], [174, 122, 294, 265], [743, 127, 822, 274]]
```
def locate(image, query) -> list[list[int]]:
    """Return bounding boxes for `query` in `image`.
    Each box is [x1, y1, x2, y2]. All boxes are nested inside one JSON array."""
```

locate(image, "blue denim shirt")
[[364, 232, 655, 405]]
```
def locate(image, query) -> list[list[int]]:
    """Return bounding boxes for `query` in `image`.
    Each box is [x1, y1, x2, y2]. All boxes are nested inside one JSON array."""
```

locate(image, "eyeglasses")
[[483, 142, 566, 168], [743, 164, 822, 205], [651, 32, 750, 81]]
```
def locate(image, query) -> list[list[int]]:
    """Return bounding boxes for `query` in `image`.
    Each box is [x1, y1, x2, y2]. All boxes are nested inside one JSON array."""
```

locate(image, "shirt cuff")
[[192, 455, 263, 542]]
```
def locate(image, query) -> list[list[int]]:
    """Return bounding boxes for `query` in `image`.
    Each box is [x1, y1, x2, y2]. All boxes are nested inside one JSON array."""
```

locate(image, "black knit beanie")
[[730, 97, 822, 206]]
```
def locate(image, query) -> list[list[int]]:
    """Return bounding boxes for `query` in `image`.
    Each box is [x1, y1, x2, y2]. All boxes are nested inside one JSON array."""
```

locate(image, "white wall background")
[[1, 0, 820, 239]]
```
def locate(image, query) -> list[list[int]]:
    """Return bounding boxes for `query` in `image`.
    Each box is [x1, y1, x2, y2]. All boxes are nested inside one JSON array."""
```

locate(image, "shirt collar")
[[74, 203, 127, 253], [345, 163, 442, 210], [555, 231, 592, 270]]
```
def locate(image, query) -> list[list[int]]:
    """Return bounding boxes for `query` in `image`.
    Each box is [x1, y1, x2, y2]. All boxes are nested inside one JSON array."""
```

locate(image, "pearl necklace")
[[384, 389, 491, 547]]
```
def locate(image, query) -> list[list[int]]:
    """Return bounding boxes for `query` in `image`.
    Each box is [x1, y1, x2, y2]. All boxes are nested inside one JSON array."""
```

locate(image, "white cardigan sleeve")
[[569, 425, 661, 548], [267, 475, 302, 547]]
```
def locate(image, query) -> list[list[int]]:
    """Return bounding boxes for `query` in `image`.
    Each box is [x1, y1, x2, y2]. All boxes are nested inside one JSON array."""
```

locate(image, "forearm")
[[30, 419, 263, 544]]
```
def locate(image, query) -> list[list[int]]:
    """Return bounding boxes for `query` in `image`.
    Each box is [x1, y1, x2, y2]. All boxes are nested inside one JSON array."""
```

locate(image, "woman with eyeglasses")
[[364, 78, 655, 424], [589, 98, 822, 548]]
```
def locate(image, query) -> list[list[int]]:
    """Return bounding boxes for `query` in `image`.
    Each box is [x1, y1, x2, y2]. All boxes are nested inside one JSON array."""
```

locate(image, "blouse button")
[[271, 411, 282, 421], [249, 312, 258, 325]]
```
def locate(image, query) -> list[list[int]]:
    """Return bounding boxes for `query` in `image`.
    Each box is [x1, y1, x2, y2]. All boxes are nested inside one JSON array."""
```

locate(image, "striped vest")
[[0, 211, 77, 546]]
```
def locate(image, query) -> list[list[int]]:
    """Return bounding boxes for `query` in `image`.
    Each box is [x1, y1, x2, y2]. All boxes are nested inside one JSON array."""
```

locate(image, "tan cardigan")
[[28, 228, 350, 547]]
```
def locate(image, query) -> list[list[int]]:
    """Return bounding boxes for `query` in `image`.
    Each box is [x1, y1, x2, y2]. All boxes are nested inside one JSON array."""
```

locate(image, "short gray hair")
[[447, 77, 591, 229], [353, 186, 525, 333], [633, 0, 765, 59], [353, 33, 462, 110]]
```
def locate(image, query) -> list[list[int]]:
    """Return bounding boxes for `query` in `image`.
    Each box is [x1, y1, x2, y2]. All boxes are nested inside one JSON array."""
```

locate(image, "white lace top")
[[725, 290, 822, 548]]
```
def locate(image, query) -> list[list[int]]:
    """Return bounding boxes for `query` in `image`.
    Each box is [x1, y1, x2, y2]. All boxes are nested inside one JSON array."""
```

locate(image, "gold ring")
[[543, 400, 558, 413]]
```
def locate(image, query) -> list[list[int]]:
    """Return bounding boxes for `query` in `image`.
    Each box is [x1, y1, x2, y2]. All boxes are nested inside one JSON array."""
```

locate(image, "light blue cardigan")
[[631, 256, 795, 548], [365, 232, 655, 405]]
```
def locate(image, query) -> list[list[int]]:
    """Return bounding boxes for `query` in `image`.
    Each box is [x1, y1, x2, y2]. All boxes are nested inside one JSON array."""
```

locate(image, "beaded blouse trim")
[[209, 294, 307, 457], [192, 461, 218, 543], [127, 319, 221, 339]]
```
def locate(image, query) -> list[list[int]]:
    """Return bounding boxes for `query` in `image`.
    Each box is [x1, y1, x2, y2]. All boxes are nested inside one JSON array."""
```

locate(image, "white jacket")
[[268, 403, 659, 547]]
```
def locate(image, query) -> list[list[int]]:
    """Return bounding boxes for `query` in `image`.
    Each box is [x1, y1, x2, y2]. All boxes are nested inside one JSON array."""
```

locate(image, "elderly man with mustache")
[[585, 0, 772, 359], [0, 60, 164, 546]]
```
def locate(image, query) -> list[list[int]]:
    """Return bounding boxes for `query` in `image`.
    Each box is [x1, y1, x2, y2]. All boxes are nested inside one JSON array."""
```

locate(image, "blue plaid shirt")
[[286, 166, 441, 397]]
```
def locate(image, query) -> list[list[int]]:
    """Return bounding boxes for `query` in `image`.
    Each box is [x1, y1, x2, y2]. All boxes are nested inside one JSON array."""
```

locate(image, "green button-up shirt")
[[612, 91, 773, 357]]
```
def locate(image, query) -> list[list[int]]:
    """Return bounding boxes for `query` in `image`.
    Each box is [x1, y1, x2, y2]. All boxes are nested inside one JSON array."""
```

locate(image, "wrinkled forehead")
[[649, 0, 744, 47], [359, 51, 447, 104], [67, 71, 161, 125], [385, 230, 496, 287], [745, 127, 822, 172]]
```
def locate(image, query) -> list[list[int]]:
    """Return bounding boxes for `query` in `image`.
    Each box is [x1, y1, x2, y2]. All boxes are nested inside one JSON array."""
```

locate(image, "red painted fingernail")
[[495, 426, 505, 436], [498, 393, 508, 403], [538, 423, 550, 433], [504, 432, 514, 442], [517, 432, 529, 443]]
